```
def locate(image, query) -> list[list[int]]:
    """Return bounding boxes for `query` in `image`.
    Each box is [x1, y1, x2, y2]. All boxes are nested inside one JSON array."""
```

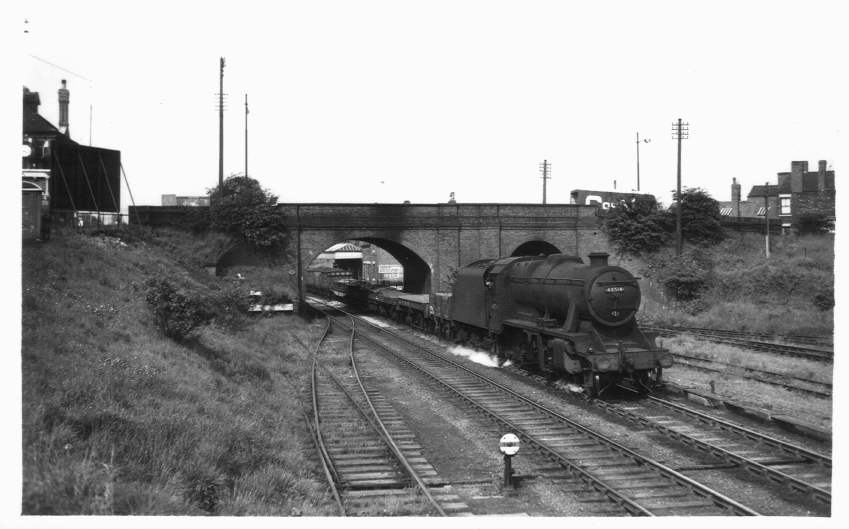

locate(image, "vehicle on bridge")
[[342, 252, 671, 396]]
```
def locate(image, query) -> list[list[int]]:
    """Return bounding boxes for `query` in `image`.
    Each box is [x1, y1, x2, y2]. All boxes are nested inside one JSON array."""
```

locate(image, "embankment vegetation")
[[604, 189, 833, 336], [22, 227, 332, 515]]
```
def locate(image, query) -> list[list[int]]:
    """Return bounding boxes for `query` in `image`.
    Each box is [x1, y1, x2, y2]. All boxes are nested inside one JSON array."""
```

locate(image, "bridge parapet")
[[278, 203, 600, 229]]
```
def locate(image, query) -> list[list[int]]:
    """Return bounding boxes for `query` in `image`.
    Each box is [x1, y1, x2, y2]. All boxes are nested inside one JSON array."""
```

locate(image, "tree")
[[667, 187, 725, 246], [603, 195, 670, 255], [207, 175, 287, 250]]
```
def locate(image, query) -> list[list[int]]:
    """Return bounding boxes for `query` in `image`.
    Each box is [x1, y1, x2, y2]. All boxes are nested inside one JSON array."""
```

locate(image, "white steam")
[[446, 345, 511, 368]]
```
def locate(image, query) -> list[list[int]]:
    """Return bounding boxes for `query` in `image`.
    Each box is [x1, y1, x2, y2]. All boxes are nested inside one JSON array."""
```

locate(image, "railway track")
[[593, 394, 832, 508], [671, 353, 832, 399], [329, 304, 760, 516], [307, 305, 470, 516], [644, 326, 833, 362]]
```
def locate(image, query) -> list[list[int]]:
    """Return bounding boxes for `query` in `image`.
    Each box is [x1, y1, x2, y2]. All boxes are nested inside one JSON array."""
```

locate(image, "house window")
[[779, 195, 791, 216]]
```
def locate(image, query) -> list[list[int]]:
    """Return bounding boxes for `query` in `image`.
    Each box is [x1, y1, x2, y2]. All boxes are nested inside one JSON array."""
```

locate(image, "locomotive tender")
[[324, 252, 671, 395]]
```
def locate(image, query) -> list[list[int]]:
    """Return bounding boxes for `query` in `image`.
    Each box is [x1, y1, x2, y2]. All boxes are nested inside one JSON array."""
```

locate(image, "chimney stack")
[[818, 160, 827, 192], [58, 79, 70, 137], [790, 161, 807, 193], [731, 177, 741, 217]]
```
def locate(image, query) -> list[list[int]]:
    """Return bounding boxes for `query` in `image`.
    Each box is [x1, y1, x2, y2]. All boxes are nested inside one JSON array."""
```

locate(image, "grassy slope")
[[21, 229, 332, 515], [637, 232, 834, 336]]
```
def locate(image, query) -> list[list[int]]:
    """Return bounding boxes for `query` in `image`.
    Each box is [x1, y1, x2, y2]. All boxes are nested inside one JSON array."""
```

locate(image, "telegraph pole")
[[244, 94, 249, 179], [671, 119, 689, 255], [636, 132, 650, 192], [764, 182, 771, 258], [539, 160, 551, 204], [218, 57, 226, 192]]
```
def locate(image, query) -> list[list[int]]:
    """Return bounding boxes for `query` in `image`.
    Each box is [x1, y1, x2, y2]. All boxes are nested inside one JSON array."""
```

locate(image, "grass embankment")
[[22, 228, 332, 515], [638, 232, 834, 337]]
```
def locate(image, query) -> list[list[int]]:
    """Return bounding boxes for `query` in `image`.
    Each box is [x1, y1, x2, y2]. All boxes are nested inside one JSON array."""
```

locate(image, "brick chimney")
[[790, 160, 807, 193], [818, 160, 827, 192], [731, 177, 741, 217], [58, 79, 70, 137], [23, 87, 41, 114]]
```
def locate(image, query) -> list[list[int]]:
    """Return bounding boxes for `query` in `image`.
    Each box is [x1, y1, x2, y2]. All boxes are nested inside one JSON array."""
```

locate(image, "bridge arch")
[[510, 239, 561, 257], [301, 231, 433, 294]]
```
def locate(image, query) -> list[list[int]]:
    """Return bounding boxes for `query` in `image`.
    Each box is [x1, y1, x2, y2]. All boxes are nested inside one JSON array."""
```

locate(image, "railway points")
[[308, 304, 467, 516]]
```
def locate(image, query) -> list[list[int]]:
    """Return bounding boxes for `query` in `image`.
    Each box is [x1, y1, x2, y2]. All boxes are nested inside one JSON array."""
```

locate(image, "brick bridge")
[[132, 203, 613, 302]]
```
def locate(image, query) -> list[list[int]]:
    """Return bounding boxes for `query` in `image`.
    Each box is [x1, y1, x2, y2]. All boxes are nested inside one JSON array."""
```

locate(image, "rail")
[[336, 305, 759, 516], [311, 300, 447, 516]]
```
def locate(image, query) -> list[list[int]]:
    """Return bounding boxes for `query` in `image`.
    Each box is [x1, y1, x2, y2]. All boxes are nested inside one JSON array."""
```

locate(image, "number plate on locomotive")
[[605, 286, 625, 293]]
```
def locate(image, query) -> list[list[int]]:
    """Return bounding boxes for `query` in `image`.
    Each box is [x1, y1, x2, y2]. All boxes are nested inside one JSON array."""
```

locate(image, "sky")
[[16, 0, 847, 209]]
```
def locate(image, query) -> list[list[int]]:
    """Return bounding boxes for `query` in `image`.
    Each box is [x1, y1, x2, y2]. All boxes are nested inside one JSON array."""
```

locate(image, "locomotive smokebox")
[[588, 252, 609, 267], [503, 253, 640, 328]]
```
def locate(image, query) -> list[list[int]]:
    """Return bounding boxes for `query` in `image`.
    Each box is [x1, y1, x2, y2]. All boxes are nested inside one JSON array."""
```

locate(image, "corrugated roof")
[[334, 243, 361, 253]]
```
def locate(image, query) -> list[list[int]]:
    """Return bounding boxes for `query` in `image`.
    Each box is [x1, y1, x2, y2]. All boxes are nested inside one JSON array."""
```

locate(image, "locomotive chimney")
[[58, 79, 70, 137], [588, 252, 609, 267]]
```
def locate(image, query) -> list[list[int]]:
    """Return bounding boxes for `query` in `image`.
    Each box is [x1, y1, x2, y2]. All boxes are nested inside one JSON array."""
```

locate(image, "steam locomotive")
[[311, 252, 671, 395]]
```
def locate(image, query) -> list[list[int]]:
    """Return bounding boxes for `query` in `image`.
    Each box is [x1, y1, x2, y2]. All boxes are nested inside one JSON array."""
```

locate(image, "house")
[[719, 161, 835, 233], [22, 81, 122, 238]]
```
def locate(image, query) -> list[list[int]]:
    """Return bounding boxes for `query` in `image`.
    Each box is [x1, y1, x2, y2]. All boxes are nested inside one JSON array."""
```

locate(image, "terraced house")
[[720, 160, 835, 234]]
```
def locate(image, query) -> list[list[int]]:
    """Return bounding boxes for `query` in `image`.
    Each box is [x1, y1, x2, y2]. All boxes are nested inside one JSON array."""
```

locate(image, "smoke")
[[446, 345, 511, 368]]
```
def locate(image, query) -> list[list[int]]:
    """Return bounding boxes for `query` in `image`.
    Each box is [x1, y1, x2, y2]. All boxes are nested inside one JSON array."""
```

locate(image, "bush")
[[667, 187, 725, 246], [648, 250, 712, 302], [207, 285, 250, 330], [603, 195, 670, 255], [208, 175, 288, 251], [813, 290, 834, 311], [795, 212, 832, 235], [145, 280, 211, 341]]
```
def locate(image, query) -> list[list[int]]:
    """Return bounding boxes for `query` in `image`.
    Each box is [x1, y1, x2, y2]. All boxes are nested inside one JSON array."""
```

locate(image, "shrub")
[[667, 187, 726, 246], [795, 212, 832, 235], [207, 175, 288, 251], [648, 250, 712, 302], [207, 285, 250, 330], [603, 195, 670, 255], [813, 290, 834, 311], [145, 279, 211, 341]]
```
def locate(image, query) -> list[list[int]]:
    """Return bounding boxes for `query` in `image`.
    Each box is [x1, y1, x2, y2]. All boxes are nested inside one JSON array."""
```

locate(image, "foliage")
[[207, 175, 287, 251], [209, 174, 278, 208], [603, 195, 669, 255], [668, 187, 725, 246], [207, 284, 251, 330], [646, 249, 713, 303], [795, 212, 832, 235], [638, 232, 834, 335], [145, 279, 211, 341]]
